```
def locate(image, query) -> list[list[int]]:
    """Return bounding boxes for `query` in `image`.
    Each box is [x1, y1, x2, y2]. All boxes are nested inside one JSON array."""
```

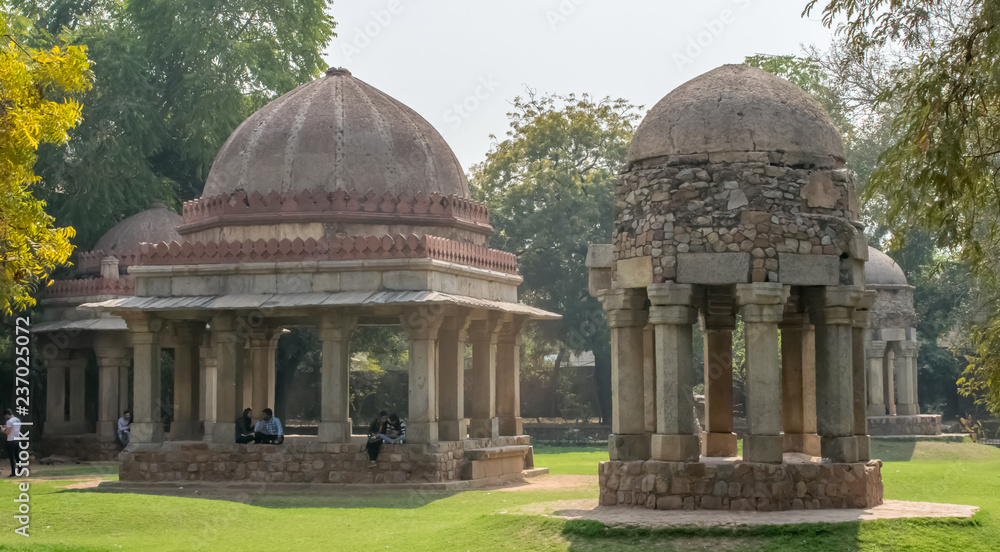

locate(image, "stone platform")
[[119, 436, 534, 485], [599, 456, 883, 511], [39, 434, 121, 462], [867, 414, 942, 436]]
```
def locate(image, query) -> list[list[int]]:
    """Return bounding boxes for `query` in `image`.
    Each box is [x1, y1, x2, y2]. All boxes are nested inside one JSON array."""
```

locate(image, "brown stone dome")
[[202, 68, 470, 200], [866, 247, 909, 287], [627, 64, 845, 165], [93, 203, 182, 253]]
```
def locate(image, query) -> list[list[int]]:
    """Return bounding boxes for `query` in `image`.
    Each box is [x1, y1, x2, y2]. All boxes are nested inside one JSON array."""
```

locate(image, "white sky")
[[322, 1, 837, 171]]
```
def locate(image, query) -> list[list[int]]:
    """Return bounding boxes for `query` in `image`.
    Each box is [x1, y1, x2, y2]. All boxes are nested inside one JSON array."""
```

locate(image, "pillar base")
[[468, 418, 498, 439], [438, 420, 468, 441], [783, 433, 821, 456], [855, 435, 871, 461], [821, 435, 860, 463], [896, 403, 920, 415], [318, 420, 352, 443], [608, 433, 649, 461], [498, 416, 523, 437], [202, 422, 215, 441], [212, 422, 235, 444], [702, 432, 738, 457], [169, 421, 200, 441], [130, 422, 164, 444], [406, 421, 438, 444], [867, 404, 887, 417], [650, 433, 700, 462], [744, 435, 783, 463]]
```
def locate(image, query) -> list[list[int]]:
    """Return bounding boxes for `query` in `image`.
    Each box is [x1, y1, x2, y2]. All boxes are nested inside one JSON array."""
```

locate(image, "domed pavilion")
[[34, 203, 182, 460], [864, 247, 940, 435], [75, 68, 557, 484], [587, 65, 882, 510]]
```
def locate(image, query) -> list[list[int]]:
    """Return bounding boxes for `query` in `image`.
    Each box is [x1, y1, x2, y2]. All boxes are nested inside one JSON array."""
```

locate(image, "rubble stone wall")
[[599, 459, 883, 511], [868, 415, 942, 436]]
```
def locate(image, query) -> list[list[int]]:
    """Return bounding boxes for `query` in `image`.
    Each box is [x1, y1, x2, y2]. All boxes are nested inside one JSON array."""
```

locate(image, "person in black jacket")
[[365, 411, 389, 467], [235, 408, 255, 444]]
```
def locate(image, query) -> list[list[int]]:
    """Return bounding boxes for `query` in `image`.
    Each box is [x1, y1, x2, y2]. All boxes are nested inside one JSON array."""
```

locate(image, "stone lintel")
[[676, 253, 750, 284], [586, 244, 614, 268], [734, 283, 789, 306], [776, 253, 839, 286]]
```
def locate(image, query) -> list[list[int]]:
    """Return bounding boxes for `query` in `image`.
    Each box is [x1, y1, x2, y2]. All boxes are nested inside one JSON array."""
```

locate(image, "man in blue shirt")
[[253, 408, 284, 444]]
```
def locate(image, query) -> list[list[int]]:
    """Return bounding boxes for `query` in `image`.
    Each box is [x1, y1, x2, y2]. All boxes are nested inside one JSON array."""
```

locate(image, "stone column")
[[808, 286, 864, 463], [780, 305, 820, 456], [647, 283, 700, 462], [497, 315, 529, 437], [124, 314, 164, 444], [700, 289, 737, 457], [211, 315, 246, 444], [468, 313, 503, 439], [601, 289, 649, 461], [268, 331, 282, 412], [400, 309, 444, 444], [853, 292, 876, 462], [883, 347, 897, 416], [248, 328, 281, 417], [44, 354, 68, 434], [199, 334, 217, 441], [95, 348, 130, 438], [865, 340, 887, 416], [65, 357, 88, 434], [318, 314, 357, 443], [736, 283, 789, 463], [119, 361, 131, 415], [439, 311, 472, 441], [896, 341, 920, 415], [171, 323, 203, 441], [643, 325, 656, 435]]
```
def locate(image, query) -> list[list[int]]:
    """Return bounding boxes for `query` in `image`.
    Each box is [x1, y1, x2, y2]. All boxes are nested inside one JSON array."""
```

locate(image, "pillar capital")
[[866, 340, 887, 359], [440, 308, 474, 335], [467, 311, 505, 343], [400, 308, 444, 341], [735, 283, 790, 307], [497, 314, 529, 345], [700, 287, 736, 331], [647, 282, 699, 306], [896, 340, 920, 357], [319, 314, 358, 342], [599, 288, 646, 311], [94, 347, 131, 368], [122, 313, 163, 336], [648, 304, 697, 326]]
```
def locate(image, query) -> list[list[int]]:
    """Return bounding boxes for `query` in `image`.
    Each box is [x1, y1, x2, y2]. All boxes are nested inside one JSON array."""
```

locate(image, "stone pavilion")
[[587, 65, 883, 511], [42, 68, 559, 485]]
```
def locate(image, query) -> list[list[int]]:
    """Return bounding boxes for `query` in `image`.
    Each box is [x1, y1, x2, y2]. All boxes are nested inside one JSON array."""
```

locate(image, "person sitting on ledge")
[[253, 408, 284, 444], [366, 411, 389, 467], [383, 413, 405, 444], [235, 408, 255, 444], [117, 410, 131, 449]]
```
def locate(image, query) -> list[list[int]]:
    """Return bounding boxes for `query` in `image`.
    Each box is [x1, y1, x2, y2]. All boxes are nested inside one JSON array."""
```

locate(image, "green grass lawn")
[[0, 442, 998, 551]]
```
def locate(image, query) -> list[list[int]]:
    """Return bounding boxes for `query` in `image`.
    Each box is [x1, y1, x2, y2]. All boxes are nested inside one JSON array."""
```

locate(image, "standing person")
[[3, 409, 22, 477], [235, 408, 255, 444], [253, 408, 284, 444], [117, 410, 131, 449]]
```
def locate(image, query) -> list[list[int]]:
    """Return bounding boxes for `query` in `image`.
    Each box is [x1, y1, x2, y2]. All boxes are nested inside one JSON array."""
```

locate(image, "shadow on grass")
[[65, 483, 461, 510]]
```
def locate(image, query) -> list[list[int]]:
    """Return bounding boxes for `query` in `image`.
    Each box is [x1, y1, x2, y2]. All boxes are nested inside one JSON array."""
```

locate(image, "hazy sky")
[[322, 1, 837, 171]]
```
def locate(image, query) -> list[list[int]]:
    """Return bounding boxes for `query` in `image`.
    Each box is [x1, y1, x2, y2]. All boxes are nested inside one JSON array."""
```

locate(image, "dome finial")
[[326, 67, 351, 77]]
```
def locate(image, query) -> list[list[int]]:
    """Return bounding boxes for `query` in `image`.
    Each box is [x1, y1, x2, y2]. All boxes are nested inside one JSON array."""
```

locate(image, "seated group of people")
[[235, 408, 285, 444], [366, 410, 406, 467]]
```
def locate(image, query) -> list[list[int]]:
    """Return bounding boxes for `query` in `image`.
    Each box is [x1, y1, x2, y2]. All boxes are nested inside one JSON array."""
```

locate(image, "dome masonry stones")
[[589, 64, 881, 512]]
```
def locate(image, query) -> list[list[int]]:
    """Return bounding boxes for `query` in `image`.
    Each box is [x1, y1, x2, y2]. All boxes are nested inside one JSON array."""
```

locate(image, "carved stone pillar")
[[736, 283, 790, 463], [95, 348, 130, 438], [124, 314, 164, 444], [439, 310, 472, 441], [400, 309, 444, 444], [468, 313, 503, 439], [171, 323, 203, 441], [210, 315, 246, 444], [896, 341, 920, 415], [647, 283, 700, 462], [199, 333, 217, 441], [601, 288, 649, 461], [780, 299, 820, 456], [865, 340, 887, 416], [700, 288, 737, 457], [497, 315, 529, 437], [318, 314, 357, 443]]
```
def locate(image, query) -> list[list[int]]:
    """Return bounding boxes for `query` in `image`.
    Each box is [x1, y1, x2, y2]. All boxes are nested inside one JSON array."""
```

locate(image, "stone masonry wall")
[[870, 287, 917, 330], [868, 415, 942, 436], [614, 156, 863, 283], [599, 459, 883, 511], [39, 435, 121, 462], [119, 436, 530, 484]]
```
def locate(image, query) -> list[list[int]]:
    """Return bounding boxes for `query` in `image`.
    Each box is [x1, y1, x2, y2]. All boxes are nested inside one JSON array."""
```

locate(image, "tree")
[[805, 0, 1000, 413], [11, 0, 336, 248], [470, 92, 642, 422], [0, 11, 90, 313]]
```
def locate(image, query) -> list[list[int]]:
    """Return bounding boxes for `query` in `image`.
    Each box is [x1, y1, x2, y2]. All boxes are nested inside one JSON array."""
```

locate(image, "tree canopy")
[[0, 11, 90, 313], [11, 0, 336, 249], [470, 91, 642, 420]]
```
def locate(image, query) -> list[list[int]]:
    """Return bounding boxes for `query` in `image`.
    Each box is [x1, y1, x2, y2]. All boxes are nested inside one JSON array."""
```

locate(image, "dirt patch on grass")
[[495, 474, 596, 492], [60, 480, 104, 490]]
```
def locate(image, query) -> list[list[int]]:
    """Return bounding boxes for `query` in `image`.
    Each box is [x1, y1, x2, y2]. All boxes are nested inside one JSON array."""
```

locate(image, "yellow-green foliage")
[[0, 13, 90, 313]]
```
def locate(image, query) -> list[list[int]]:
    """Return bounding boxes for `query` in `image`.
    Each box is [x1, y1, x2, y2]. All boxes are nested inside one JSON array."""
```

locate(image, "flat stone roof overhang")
[[80, 290, 561, 320]]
